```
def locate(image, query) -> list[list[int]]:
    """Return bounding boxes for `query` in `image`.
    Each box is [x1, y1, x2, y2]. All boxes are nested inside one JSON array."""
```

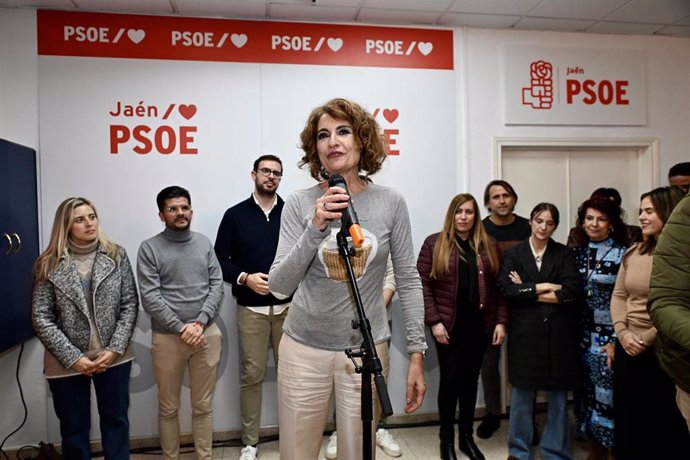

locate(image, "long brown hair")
[[431, 194, 499, 279], [33, 197, 120, 282], [638, 186, 684, 255]]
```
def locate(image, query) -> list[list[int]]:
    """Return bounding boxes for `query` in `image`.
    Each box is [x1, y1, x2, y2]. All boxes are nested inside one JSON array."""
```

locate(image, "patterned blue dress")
[[574, 238, 626, 449]]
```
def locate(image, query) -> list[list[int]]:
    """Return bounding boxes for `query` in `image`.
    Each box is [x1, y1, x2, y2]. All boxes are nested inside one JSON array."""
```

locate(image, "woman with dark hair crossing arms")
[[31, 197, 138, 459], [499, 203, 581, 460], [417, 193, 507, 460]]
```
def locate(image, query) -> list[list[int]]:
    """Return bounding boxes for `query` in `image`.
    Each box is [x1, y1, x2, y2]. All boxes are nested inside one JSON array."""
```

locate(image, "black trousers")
[[613, 341, 690, 459], [435, 312, 488, 442]]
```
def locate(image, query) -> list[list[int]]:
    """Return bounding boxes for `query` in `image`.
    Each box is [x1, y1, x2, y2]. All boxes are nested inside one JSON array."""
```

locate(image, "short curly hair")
[[299, 98, 387, 181]]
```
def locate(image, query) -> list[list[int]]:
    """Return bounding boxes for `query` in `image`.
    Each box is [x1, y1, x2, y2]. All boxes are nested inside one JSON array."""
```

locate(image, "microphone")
[[327, 174, 364, 248]]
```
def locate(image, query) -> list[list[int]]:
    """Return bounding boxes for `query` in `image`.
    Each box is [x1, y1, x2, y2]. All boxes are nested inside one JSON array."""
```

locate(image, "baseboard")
[[4, 410, 457, 457]]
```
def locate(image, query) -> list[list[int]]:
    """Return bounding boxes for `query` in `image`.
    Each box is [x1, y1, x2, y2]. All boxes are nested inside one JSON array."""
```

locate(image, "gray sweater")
[[269, 183, 426, 353], [137, 227, 224, 334]]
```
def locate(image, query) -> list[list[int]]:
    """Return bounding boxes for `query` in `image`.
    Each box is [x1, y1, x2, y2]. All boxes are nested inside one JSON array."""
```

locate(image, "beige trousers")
[[151, 323, 222, 460], [237, 305, 287, 445], [277, 334, 389, 460]]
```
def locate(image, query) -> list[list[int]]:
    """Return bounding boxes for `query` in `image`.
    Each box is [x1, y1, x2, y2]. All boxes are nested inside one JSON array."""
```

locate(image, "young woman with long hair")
[[32, 197, 138, 459], [610, 186, 689, 459], [417, 193, 507, 460]]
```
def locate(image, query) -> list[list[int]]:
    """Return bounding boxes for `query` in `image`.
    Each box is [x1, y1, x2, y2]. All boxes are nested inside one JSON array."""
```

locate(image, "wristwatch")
[[239, 272, 248, 285]]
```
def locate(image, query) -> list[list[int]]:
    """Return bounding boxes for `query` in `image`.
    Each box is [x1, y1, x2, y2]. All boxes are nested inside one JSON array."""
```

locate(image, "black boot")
[[476, 413, 500, 439], [440, 442, 457, 460], [459, 433, 485, 460]]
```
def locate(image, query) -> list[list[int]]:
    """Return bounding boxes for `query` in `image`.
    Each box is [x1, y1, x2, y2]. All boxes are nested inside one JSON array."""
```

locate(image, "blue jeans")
[[508, 387, 572, 460], [48, 361, 132, 460]]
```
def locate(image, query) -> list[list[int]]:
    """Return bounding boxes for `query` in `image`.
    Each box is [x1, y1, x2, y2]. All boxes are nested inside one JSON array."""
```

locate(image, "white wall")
[[0, 7, 49, 451], [1, 7, 690, 451], [460, 27, 690, 200], [0, 8, 38, 148]]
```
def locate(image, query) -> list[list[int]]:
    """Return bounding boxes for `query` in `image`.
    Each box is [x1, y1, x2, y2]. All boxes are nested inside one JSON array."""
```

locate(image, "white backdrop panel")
[[38, 54, 456, 439]]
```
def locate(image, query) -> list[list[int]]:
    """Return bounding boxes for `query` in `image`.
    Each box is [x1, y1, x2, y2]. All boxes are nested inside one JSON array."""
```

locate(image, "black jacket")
[[214, 195, 292, 306], [498, 238, 582, 390]]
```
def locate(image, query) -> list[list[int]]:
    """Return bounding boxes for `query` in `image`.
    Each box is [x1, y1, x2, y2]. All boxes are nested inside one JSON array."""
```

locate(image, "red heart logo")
[[383, 109, 399, 123], [179, 104, 197, 120]]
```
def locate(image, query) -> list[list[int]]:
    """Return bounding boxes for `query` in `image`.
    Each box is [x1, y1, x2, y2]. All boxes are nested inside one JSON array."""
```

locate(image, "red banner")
[[37, 10, 453, 70]]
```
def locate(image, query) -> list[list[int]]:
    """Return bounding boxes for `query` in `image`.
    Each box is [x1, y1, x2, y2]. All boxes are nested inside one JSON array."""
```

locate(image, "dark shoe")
[[507, 457, 520, 460], [440, 442, 457, 460], [586, 439, 612, 460], [476, 413, 500, 439], [531, 420, 540, 446], [458, 434, 485, 460], [572, 421, 588, 442]]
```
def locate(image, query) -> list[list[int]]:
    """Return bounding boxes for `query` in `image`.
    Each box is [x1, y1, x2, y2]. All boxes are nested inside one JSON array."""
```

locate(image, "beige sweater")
[[611, 245, 656, 347]]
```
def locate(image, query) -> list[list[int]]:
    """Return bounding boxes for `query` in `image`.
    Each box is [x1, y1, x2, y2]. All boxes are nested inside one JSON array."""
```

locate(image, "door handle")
[[11, 233, 22, 254], [1, 233, 11, 255]]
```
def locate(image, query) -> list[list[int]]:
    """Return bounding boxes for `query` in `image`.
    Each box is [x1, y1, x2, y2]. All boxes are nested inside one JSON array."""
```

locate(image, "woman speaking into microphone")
[[269, 98, 427, 460]]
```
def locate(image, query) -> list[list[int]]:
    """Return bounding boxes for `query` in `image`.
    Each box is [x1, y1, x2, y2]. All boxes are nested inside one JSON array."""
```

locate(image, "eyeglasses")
[[255, 167, 283, 178], [164, 205, 192, 214]]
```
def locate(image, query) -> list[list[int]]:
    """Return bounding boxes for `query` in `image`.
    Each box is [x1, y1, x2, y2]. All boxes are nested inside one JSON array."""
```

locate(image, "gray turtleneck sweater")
[[137, 227, 224, 334]]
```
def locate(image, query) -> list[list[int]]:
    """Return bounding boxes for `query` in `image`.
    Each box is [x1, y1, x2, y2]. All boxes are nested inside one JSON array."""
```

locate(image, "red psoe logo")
[[522, 60, 553, 109], [372, 108, 400, 156], [109, 101, 199, 155]]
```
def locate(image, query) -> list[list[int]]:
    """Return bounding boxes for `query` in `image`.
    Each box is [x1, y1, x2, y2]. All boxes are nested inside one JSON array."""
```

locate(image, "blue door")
[[0, 139, 39, 352]]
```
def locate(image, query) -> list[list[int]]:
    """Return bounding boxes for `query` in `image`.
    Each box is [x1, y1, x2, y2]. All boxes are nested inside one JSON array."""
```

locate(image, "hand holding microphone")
[[327, 174, 364, 248], [313, 186, 349, 231]]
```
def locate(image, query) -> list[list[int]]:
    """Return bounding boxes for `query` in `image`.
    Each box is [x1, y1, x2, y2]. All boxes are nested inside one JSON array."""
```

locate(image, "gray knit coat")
[[31, 245, 139, 369]]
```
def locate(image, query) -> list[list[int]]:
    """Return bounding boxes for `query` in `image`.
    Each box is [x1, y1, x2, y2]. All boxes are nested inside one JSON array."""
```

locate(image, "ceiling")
[[2, 0, 690, 38]]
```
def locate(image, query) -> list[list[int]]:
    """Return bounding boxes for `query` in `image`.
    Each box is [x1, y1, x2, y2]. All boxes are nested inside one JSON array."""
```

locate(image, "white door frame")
[[490, 137, 658, 414], [493, 137, 659, 189]]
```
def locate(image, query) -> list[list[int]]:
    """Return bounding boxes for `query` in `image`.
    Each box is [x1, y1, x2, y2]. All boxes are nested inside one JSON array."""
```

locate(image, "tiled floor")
[[129, 415, 590, 459]]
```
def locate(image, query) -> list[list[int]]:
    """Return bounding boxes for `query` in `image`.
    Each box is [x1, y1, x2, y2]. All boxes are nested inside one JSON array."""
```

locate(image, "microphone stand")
[[336, 231, 393, 460]]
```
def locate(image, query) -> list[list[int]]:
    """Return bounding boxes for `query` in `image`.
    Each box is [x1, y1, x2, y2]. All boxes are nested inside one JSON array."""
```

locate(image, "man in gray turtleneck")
[[137, 185, 224, 460]]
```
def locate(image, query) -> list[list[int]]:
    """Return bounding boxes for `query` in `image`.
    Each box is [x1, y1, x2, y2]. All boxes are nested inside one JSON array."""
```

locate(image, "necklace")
[[529, 237, 546, 269], [585, 241, 615, 297]]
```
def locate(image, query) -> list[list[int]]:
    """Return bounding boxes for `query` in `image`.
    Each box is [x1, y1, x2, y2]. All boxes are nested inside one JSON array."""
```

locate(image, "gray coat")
[[31, 245, 139, 368]]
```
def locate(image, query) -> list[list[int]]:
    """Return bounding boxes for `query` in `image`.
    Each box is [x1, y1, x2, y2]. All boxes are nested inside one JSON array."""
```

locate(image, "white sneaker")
[[324, 431, 337, 459], [376, 428, 402, 457], [239, 445, 257, 460]]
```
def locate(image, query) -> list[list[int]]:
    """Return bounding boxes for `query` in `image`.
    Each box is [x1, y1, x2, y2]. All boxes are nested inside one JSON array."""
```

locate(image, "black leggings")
[[435, 313, 488, 441]]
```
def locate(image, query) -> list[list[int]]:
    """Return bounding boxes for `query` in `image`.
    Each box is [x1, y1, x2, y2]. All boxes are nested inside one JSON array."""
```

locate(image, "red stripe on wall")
[[37, 10, 454, 70]]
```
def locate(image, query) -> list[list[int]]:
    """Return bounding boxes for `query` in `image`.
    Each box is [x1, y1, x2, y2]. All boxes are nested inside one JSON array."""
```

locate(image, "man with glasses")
[[138, 185, 224, 459], [214, 155, 292, 460]]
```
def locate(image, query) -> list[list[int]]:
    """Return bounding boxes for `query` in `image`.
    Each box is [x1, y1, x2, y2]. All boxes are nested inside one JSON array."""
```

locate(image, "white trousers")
[[277, 334, 389, 460]]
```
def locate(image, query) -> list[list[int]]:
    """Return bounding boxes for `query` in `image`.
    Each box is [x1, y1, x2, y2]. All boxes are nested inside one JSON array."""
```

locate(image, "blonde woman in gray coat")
[[32, 197, 138, 460]]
